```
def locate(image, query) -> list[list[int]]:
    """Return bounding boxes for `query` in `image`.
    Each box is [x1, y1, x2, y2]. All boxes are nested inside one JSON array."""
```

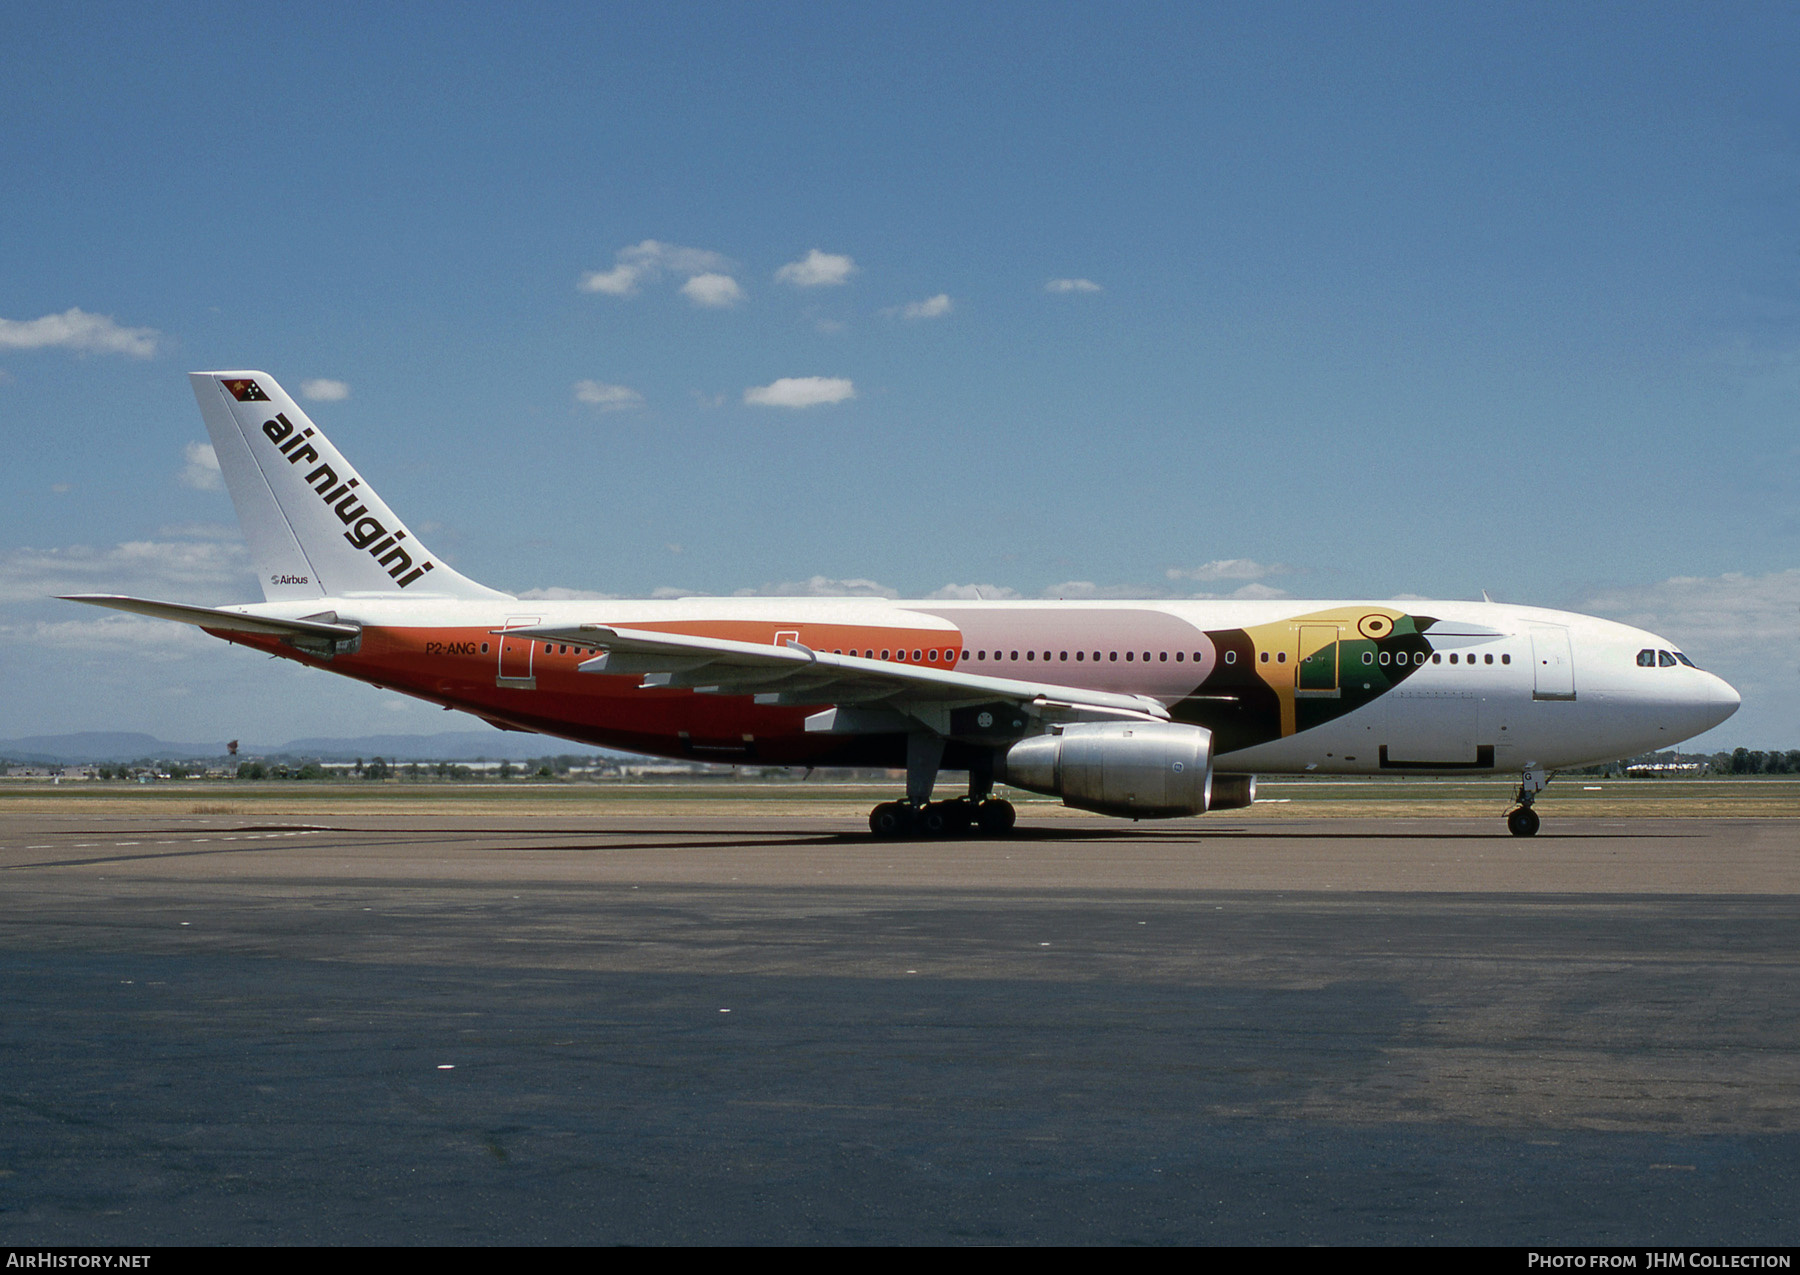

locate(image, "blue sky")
[[2, 2, 1796, 749]]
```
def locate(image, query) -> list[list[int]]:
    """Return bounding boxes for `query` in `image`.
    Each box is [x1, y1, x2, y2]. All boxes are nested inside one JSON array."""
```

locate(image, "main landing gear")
[[1505, 766, 1549, 837], [868, 797, 1016, 839], [867, 734, 1015, 839]]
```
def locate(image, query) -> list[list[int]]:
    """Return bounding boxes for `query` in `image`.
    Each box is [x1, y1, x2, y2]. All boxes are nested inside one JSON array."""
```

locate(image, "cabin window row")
[[821, 648, 1210, 664]]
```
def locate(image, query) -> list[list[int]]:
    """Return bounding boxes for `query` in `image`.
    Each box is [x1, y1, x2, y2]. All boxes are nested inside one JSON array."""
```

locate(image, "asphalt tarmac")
[[1, 808, 1795, 1244]]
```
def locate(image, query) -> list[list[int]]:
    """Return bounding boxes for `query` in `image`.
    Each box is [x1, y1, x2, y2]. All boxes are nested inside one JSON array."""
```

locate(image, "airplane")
[[65, 371, 1741, 838]]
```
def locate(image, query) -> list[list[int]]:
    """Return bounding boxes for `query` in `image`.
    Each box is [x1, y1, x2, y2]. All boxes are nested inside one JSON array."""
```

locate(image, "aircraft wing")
[[512, 622, 1172, 727], [60, 594, 362, 642]]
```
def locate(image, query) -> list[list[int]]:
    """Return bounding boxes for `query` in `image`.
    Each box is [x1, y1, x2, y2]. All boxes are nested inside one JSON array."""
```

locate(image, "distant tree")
[[498, 760, 515, 781], [365, 756, 390, 781]]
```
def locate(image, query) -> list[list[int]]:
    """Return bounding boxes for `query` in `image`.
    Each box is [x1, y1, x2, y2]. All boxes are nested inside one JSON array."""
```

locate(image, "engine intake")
[[997, 721, 1214, 818]]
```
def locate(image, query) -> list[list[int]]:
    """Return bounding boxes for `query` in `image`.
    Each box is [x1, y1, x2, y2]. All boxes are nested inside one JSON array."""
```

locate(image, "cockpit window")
[[1659, 650, 1678, 667], [1674, 651, 1698, 669], [1637, 649, 1656, 667]]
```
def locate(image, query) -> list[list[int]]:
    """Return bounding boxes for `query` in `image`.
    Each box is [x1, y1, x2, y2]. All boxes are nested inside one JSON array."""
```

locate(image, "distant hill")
[[1, 731, 628, 765]]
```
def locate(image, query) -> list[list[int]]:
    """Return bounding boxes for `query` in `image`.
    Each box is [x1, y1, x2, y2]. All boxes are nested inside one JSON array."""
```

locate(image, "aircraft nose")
[[1696, 672, 1741, 730]]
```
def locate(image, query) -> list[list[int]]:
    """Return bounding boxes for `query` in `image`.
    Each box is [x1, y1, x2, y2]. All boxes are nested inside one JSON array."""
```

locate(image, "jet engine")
[[996, 721, 1214, 818]]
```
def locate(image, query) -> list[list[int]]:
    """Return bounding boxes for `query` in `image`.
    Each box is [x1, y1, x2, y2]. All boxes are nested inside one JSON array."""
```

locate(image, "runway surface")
[[1, 808, 1795, 1244]]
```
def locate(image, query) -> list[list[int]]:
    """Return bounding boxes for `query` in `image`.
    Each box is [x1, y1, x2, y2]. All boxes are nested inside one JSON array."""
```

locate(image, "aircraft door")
[[497, 615, 542, 689], [1295, 625, 1341, 698], [1528, 624, 1576, 701]]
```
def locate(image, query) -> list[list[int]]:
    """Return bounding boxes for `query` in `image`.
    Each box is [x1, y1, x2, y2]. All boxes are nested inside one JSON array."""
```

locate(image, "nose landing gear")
[[1505, 766, 1549, 836]]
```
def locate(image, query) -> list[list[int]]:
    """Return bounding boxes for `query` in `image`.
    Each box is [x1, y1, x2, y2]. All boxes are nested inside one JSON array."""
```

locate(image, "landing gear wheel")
[[1506, 806, 1540, 837], [869, 802, 912, 838], [976, 799, 1016, 836], [916, 804, 951, 838]]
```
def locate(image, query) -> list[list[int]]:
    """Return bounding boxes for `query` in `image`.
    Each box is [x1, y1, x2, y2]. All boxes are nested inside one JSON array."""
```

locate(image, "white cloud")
[[1045, 278, 1102, 294], [580, 240, 736, 297], [1039, 580, 1158, 600], [579, 264, 641, 296], [622, 239, 732, 276], [1032, 576, 1288, 601], [743, 376, 856, 408], [0, 307, 159, 357], [514, 586, 620, 601], [179, 441, 222, 491], [573, 380, 645, 411], [734, 575, 898, 598], [1226, 581, 1289, 600], [0, 538, 252, 605], [927, 583, 1022, 600], [1583, 569, 1800, 665], [898, 294, 953, 320], [681, 273, 745, 308], [776, 250, 857, 288], [299, 378, 350, 402], [1, 613, 216, 659], [1166, 558, 1292, 583]]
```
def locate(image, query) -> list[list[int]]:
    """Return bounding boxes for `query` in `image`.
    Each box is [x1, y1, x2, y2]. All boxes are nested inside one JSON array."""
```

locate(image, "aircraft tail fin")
[[190, 372, 510, 603]]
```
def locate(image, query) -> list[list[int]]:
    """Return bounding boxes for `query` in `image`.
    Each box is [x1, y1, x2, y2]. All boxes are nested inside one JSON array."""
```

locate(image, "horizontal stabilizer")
[[60, 594, 361, 641]]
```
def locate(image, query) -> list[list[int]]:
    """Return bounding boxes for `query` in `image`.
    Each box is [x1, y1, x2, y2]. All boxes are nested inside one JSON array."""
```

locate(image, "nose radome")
[[1700, 672, 1741, 728]]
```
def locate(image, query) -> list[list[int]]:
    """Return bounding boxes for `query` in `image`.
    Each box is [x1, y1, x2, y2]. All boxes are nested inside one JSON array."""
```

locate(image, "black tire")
[[1506, 806, 1540, 837], [976, 799, 1016, 836], [869, 802, 910, 838]]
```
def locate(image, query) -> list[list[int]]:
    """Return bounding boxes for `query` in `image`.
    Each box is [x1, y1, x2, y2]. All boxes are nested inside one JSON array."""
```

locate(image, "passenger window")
[[1276, 652, 1286, 664], [1484, 654, 1493, 664], [1432, 653, 1441, 664], [1502, 654, 1511, 664], [1225, 651, 1237, 665]]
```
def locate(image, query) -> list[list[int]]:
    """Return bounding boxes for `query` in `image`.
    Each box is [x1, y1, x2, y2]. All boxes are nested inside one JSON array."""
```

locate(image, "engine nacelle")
[[997, 721, 1214, 819], [1209, 773, 1256, 811]]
